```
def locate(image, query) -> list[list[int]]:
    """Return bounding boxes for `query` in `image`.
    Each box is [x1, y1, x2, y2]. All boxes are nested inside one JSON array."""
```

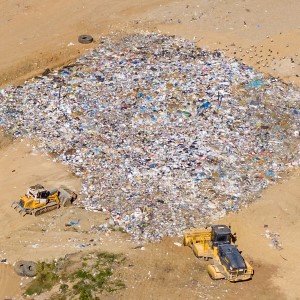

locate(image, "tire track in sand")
[[0, 264, 21, 299]]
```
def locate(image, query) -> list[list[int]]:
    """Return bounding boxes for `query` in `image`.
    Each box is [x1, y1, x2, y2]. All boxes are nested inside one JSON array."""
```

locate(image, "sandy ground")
[[220, 170, 300, 300], [0, 0, 300, 299]]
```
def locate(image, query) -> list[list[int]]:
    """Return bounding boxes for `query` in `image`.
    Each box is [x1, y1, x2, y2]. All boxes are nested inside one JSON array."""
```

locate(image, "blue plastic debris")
[[245, 80, 264, 88], [65, 219, 80, 227], [202, 101, 210, 108], [266, 171, 275, 177]]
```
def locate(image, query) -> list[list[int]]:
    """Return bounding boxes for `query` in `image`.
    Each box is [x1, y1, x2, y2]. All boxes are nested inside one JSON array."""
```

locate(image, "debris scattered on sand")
[[264, 228, 283, 250]]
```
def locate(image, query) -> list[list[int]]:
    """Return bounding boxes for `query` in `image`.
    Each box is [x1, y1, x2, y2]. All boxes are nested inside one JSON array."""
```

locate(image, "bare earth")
[[0, 1, 299, 299]]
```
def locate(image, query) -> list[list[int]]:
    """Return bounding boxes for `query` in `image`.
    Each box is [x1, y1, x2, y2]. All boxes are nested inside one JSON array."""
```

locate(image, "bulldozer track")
[[33, 203, 59, 216]]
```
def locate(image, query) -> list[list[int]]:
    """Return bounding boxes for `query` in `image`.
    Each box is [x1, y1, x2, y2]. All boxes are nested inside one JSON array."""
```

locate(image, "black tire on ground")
[[78, 35, 93, 44], [23, 261, 37, 277], [14, 261, 26, 276], [14, 261, 37, 277]]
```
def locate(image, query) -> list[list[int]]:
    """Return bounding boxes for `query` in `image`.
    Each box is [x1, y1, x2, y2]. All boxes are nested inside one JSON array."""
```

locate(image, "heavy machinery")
[[183, 225, 254, 282], [12, 184, 77, 216]]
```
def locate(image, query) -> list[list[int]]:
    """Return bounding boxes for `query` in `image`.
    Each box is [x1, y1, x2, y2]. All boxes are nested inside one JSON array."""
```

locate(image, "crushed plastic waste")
[[0, 33, 299, 241], [245, 80, 265, 89], [264, 228, 283, 250], [65, 219, 81, 227]]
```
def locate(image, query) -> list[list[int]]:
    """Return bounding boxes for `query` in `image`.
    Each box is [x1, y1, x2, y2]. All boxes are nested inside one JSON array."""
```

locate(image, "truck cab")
[[211, 225, 232, 247]]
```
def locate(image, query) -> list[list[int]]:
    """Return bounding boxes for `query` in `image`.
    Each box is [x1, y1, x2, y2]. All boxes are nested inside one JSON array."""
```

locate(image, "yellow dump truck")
[[183, 225, 254, 282]]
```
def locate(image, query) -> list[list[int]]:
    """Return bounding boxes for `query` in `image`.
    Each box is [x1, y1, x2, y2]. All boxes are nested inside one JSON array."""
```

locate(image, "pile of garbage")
[[0, 33, 299, 240]]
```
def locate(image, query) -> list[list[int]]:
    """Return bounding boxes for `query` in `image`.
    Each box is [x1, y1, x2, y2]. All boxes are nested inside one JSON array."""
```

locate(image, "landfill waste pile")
[[0, 33, 299, 240]]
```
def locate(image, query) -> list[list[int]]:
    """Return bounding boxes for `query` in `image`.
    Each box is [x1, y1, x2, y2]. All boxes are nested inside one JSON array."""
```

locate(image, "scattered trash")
[[264, 228, 283, 250], [76, 243, 91, 248], [42, 68, 51, 76], [133, 245, 144, 249], [0, 33, 299, 241], [280, 254, 288, 261], [65, 219, 80, 227], [245, 80, 265, 88]]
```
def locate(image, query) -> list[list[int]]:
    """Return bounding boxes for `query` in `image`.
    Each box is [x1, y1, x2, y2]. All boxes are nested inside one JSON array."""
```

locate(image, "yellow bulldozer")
[[183, 225, 254, 282], [11, 184, 77, 216]]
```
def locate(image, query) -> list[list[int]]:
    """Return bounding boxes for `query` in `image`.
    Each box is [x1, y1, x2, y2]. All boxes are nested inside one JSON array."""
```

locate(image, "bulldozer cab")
[[211, 225, 231, 247], [26, 184, 50, 200]]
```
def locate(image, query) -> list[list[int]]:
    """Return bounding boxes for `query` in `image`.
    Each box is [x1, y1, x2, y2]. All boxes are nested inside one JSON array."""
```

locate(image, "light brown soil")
[[1, 0, 299, 88], [0, 1, 299, 299]]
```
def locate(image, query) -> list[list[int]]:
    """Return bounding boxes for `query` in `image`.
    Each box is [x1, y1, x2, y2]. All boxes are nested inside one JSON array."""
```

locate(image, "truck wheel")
[[23, 261, 37, 277], [207, 265, 225, 280], [14, 261, 26, 276], [14, 261, 37, 277], [78, 35, 93, 44]]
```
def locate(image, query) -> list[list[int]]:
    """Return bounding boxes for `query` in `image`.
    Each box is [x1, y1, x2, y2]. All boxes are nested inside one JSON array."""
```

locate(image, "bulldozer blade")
[[16, 207, 23, 213], [11, 202, 19, 209], [21, 210, 28, 217], [12, 202, 28, 216], [18, 208, 28, 216]]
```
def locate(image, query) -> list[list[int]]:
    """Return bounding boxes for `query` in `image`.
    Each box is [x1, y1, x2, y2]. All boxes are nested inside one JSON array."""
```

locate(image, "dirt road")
[[0, 0, 300, 299]]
